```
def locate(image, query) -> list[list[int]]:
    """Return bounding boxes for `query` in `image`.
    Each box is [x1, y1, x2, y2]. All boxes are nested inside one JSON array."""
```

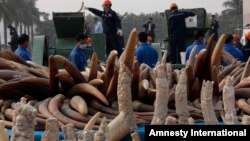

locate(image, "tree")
[[223, 0, 242, 18], [0, 0, 41, 49], [219, 0, 243, 35]]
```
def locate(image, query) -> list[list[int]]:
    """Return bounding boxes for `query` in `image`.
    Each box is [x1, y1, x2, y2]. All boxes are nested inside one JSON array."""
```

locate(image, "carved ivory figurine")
[[200, 80, 218, 124], [151, 65, 169, 125], [222, 76, 238, 124], [94, 117, 108, 141], [11, 104, 37, 141], [61, 123, 77, 141], [175, 69, 190, 124], [41, 118, 59, 141]]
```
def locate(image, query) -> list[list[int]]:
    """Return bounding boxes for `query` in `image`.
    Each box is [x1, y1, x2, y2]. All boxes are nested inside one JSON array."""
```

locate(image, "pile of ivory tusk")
[[1, 29, 250, 141]]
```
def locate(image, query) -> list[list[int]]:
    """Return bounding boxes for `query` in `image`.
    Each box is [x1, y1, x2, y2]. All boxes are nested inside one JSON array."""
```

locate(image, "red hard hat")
[[245, 31, 250, 40], [232, 34, 240, 40], [170, 2, 178, 10], [103, 0, 112, 5]]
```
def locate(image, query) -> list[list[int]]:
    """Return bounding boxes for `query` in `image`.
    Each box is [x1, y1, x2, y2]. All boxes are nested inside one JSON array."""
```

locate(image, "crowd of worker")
[[7, 0, 250, 71]]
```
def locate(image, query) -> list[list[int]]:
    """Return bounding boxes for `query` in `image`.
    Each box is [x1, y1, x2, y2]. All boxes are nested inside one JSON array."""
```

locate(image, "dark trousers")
[[105, 32, 123, 58], [169, 35, 185, 64]]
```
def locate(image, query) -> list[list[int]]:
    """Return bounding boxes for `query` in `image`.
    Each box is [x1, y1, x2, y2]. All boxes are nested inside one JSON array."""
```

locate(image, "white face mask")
[[79, 44, 87, 49]]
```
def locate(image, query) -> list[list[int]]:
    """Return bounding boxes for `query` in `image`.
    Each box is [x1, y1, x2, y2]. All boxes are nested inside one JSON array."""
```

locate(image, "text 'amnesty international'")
[[149, 129, 246, 138], [145, 125, 250, 140]]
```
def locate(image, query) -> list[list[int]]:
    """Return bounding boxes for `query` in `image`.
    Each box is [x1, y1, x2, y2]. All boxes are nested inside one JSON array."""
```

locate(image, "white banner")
[[185, 15, 197, 28]]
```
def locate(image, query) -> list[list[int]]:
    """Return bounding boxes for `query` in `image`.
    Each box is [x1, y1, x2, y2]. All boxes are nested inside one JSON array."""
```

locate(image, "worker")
[[69, 33, 88, 71], [242, 31, 250, 61], [143, 17, 156, 42], [168, 2, 195, 64], [233, 34, 243, 50], [135, 32, 158, 68], [93, 17, 103, 33], [15, 34, 31, 61], [223, 34, 244, 62], [185, 29, 206, 62], [8, 25, 18, 52], [208, 15, 220, 41], [83, 0, 123, 58]]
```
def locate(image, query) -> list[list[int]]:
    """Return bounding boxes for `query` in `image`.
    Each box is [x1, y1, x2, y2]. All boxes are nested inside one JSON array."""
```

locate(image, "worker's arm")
[[70, 51, 86, 71], [183, 11, 195, 18], [237, 50, 244, 62], [135, 48, 143, 64], [71, 54, 81, 71], [112, 11, 122, 29], [185, 47, 191, 62], [111, 11, 123, 36], [21, 52, 31, 61], [88, 8, 103, 17]]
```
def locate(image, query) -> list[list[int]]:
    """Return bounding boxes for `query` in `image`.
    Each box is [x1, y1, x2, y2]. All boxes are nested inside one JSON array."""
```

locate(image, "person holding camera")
[[143, 17, 155, 43], [8, 25, 18, 52]]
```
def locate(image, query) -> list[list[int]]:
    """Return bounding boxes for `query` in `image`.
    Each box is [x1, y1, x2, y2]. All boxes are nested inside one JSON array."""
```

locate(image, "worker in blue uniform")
[[15, 34, 31, 61], [185, 29, 206, 62], [69, 33, 88, 71], [135, 32, 158, 68], [168, 2, 195, 64], [242, 31, 250, 61], [84, 0, 123, 58], [223, 34, 244, 62]]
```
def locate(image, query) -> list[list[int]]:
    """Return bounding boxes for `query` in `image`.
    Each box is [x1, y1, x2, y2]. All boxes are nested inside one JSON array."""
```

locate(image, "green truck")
[[32, 12, 106, 66]]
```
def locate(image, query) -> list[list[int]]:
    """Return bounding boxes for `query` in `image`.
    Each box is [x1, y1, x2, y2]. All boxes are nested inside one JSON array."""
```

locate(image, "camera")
[[8, 25, 17, 35], [8, 25, 16, 30]]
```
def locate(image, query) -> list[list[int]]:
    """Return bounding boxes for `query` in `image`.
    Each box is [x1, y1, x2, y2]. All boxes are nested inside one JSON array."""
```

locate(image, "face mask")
[[79, 44, 87, 49]]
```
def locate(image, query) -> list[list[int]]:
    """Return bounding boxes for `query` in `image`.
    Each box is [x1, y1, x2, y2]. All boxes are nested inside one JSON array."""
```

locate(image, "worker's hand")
[[117, 29, 123, 36]]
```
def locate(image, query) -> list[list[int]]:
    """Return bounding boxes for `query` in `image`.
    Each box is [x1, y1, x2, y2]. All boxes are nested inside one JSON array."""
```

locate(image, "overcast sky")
[[36, 0, 226, 17]]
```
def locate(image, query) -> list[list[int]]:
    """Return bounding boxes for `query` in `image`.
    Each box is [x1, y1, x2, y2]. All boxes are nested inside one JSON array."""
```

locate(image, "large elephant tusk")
[[89, 52, 98, 82]]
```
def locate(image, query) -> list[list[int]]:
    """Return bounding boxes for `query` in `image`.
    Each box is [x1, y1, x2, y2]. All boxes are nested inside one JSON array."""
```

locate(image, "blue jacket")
[[88, 8, 121, 34], [135, 43, 158, 68], [69, 47, 87, 71], [168, 10, 195, 37], [15, 45, 31, 61], [223, 44, 244, 62], [185, 41, 206, 61]]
